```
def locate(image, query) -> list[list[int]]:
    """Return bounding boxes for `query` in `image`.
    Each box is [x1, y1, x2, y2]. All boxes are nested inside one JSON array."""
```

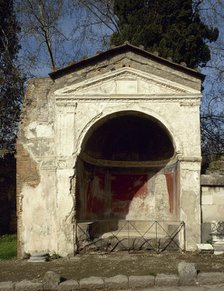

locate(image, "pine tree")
[[111, 0, 218, 68], [0, 0, 24, 153]]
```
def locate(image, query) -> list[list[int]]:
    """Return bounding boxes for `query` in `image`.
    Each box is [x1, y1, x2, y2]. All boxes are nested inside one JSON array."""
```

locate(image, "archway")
[[75, 111, 180, 250], [81, 112, 174, 163]]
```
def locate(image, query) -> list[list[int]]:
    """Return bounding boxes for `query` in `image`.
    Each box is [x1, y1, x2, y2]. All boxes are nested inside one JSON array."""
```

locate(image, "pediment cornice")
[[55, 67, 200, 97]]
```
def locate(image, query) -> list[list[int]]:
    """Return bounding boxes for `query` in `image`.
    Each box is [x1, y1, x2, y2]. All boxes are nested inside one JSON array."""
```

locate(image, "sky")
[[17, 2, 115, 77], [17, 0, 224, 118], [199, 0, 224, 115]]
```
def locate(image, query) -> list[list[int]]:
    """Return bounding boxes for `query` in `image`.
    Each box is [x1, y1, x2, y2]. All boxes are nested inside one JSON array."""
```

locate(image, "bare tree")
[[15, 0, 117, 76], [67, 0, 117, 60], [76, 0, 118, 33], [199, 0, 224, 157], [16, 0, 74, 72]]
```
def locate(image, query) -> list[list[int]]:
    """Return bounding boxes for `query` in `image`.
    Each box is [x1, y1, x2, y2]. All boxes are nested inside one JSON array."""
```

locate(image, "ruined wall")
[[201, 175, 224, 243], [17, 48, 202, 256], [17, 77, 76, 257]]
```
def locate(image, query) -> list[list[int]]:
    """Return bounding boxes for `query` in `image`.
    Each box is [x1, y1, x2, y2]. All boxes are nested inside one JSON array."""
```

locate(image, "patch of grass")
[[50, 252, 61, 260], [0, 235, 17, 260]]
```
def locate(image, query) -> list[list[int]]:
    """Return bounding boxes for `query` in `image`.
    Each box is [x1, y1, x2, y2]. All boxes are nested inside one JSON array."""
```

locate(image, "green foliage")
[[111, 0, 218, 68], [0, 235, 17, 260], [0, 0, 24, 151], [50, 252, 61, 260]]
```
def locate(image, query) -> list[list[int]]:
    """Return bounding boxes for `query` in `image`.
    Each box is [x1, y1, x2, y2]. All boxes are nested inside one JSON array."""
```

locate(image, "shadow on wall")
[[74, 111, 178, 244], [74, 160, 180, 253], [0, 154, 16, 234]]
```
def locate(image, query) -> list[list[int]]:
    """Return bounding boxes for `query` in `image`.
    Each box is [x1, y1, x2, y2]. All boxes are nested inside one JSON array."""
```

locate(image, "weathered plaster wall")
[[179, 161, 201, 250], [77, 164, 178, 222], [17, 77, 75, 257], [201, 175, 224, 243], [17, 48, 202, 256]]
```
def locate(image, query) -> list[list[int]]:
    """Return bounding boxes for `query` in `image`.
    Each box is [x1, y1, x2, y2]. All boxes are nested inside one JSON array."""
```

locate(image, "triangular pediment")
[[55, 67, 200, 96]]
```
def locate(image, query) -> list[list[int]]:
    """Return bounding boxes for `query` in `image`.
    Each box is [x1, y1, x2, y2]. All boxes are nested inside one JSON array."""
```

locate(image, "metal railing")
[[75, 220, 185, 254]]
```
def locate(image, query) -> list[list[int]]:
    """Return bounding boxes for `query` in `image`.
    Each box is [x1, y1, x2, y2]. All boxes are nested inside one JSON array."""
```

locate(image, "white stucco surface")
[[17, 47, 203, 256]]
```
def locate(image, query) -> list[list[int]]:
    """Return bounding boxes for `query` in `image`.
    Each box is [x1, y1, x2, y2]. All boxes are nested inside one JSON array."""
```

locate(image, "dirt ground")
[[1, 251, 224, 282]]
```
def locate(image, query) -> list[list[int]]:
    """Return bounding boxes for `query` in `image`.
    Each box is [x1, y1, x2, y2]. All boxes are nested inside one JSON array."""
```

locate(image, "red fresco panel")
[[111, 174, 147, 214], [165, 172, 174, 214]]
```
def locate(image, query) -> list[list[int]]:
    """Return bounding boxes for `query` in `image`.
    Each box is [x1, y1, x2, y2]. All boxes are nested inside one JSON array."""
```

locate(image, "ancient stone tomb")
[[17, 43, 203, 257]]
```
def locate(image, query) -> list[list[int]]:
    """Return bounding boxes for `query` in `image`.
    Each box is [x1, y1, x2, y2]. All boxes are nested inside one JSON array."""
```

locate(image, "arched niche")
[[76, 111, 179, 224], [80, 111, 175, 167]]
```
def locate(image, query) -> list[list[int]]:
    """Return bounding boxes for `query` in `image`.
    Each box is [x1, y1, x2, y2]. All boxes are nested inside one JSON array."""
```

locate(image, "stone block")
[[176, 288, 205, 291], [206, 288, 224, 291], [104, 275, 128, 289], [15, 280, 43, 291], [128, 275, 155, 288], [214, 251, 224, 255], [214, 241, 224, 254], [201, 175, 224, 186], [31, 252, 49, 257], [0, 282, 14, 291], [79, 276, 104, 289], [158, 288, 194, 291], [155, 273, 179, 286], [201, 223, 212, 243], [202, 205, 224, 222], [178, 261, 197, 285], [196, 243, 213, 253], [213, 190, 224, 205], [201, 194, 213, 205], [213, 242, 224, 251], [28, 258, 47, 263], [197, 272, 224, 285], [43, 271, 61, 290], [57, 280, 79, 290], [28, 252, 49, 263]]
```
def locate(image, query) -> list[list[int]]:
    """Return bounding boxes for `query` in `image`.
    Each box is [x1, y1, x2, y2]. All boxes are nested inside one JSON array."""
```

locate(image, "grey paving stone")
[[15, 280, 43, 291], [104, 275, 128, 289], [205, 285, 224, 291], [155, 273, 179, 286], [57, 280, 79, 290], [197, 272, 224, 285], [158, 288, 181, 291], [141, 288, 204, 291], [0, 282, 14, 291], [28, 258, 47, 263], [179, 287, 205, 291], [141, 288, 170, 291], [79, 276, 104, 289], [31, 252, 48, 257], [129, 275, 155, 288], [43, 271, 61, 290], [178, 261, 197, 285]]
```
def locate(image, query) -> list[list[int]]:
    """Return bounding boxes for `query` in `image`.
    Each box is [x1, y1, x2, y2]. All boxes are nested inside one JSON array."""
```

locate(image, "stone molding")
[[55, 95, 201, 104], [201, 174, 224, 186], [54, 67, 200, 96], [79, 151, 178, 168]]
